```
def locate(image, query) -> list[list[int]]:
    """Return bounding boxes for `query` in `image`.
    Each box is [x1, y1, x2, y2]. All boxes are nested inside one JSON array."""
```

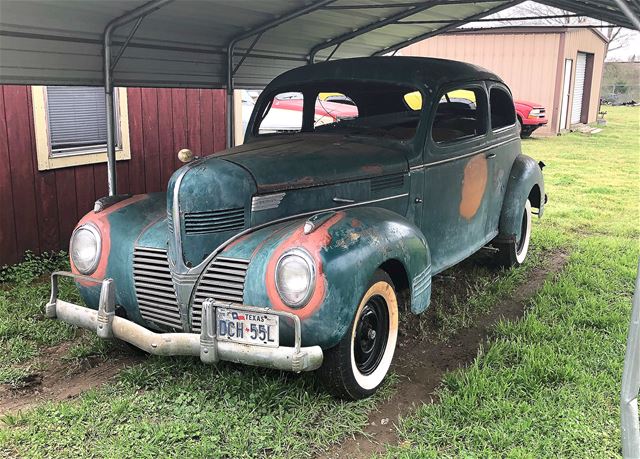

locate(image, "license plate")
[[216, 307, 279, 348]]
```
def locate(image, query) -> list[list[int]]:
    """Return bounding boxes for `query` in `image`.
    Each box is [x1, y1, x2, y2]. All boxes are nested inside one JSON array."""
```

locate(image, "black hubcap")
[[354, 295, 389, 375]]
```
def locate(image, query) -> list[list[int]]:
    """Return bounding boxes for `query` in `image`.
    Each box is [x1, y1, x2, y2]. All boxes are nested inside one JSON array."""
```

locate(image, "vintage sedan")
[[48, 57, 545, 399]]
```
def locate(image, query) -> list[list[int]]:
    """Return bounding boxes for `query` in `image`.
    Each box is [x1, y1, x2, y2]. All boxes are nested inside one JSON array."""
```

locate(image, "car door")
[[485, 83, 520, 235], [418, 83, 494, 274]]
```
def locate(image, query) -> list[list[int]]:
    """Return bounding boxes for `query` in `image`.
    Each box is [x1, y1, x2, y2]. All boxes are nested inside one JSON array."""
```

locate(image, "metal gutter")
[[372, 0, 522, 56]]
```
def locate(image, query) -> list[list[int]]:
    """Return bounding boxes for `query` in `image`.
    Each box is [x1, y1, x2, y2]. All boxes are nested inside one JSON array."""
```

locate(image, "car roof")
[[267, 57, 504, 92]]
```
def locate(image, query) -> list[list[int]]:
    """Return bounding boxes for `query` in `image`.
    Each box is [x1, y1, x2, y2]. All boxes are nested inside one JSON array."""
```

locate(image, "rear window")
[[431, 87, 487, 144], [315, 93, 359, 127], [257, 92, 304, 134], [490, 87, 516, 130]]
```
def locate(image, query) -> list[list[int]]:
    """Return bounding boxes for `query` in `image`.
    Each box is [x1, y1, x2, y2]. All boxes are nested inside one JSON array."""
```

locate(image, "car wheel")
[[521, 129, 533, 139], [516, 118, 523, 137], [495, 199, 532, 268], [318, 269, 399, 400]]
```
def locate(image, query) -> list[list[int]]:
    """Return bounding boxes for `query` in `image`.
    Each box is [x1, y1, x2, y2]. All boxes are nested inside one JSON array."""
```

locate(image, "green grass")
[[387, 106, 640, 458], [0, 252, 82, 385], [0, 359, 392, 458]]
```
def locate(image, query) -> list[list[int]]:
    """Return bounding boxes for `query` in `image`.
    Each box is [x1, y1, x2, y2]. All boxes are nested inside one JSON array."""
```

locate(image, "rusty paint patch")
[[71, 195, 149, 285], [459, 155, 488, 220], [264, 212, 344, 320], [361, 164, 384, 175]]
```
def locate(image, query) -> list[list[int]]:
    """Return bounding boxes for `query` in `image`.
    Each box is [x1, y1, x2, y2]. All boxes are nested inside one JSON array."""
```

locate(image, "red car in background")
[[515, 100, 547, 138]]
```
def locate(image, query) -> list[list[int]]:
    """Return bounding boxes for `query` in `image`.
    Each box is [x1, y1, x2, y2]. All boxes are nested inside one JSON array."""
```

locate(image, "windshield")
[[253, 81, 422, 142]]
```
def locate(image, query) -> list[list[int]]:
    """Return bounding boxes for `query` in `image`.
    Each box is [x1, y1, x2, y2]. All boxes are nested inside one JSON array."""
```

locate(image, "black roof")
[[268, 57, 504, 91]]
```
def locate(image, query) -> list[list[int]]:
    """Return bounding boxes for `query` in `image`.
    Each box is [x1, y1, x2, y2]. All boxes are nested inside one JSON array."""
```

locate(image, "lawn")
[[0, 106, 638, 458], [387, 105, 639, 458]]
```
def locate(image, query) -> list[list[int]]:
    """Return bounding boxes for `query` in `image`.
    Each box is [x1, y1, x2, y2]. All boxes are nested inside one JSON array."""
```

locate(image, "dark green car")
[[49, 57, 545, 399]]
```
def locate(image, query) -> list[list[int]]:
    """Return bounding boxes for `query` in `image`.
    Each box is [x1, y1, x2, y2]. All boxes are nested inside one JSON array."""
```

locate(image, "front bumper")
[[522, 118, 548, 127], [46, 272, 323, 372]]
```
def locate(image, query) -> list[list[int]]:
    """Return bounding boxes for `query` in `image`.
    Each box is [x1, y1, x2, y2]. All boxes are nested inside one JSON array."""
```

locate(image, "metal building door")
[[560, 58, 573, 130], [571, 52, 587, 124]]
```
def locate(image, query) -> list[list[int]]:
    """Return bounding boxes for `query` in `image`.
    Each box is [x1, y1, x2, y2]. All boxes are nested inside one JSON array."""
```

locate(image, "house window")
[[32, 86, 130, 170]]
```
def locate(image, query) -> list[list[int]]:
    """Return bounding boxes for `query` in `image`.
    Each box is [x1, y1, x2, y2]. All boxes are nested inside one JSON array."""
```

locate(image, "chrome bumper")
[[46, 272, 323, 372]]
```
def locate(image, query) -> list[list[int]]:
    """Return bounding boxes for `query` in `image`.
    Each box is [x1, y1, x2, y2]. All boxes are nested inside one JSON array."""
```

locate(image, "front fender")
[[73, 193, 168, 324], [219, 207, 432, 348], [497, 154, 545, 243]]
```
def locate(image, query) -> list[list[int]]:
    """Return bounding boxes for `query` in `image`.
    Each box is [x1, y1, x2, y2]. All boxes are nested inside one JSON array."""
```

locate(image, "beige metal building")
[[402, 26, 608, 135]]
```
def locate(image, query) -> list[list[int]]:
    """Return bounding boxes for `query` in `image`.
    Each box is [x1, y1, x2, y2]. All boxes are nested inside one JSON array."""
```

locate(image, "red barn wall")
[[0, 86, 227, 266]]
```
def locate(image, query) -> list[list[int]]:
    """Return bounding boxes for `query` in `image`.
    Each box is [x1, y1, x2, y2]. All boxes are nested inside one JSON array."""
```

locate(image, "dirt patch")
[[318, 251, 568, 458], [0, 342, 143, 414]]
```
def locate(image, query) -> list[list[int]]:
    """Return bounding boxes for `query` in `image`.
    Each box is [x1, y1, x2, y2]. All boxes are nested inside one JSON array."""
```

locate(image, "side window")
[[431, 87, 487, 144], [315, 92, 359, 127], [257, 92, 303, 135], [490, 87, 516, 130]]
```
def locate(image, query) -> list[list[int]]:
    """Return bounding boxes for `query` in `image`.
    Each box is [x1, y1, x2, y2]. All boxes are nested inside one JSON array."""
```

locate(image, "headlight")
[[70, 223, 101, 275], [275, 249, 315, 308]]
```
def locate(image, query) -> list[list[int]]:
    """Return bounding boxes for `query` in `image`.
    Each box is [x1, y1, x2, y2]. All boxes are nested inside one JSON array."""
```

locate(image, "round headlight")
[[275, 249, 315, 308], [70, 224, 101, 275]]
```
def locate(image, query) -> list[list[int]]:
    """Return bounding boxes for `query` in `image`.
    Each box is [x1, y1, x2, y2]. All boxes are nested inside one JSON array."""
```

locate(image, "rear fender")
[[219, 207, 432, 348], [497, 154, 545, 243]]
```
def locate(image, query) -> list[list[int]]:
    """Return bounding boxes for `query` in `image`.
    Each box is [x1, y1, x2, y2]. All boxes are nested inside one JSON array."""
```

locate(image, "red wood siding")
[[0, 86, 227, 266]]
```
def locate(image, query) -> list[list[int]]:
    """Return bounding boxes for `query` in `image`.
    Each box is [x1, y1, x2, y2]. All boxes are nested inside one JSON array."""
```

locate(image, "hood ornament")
[[304, 211, 337, 235], [178, 148, 196, 163]]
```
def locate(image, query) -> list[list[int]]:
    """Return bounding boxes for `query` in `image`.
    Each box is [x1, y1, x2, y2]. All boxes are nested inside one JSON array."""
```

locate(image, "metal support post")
[[102, 0, 173, 196], [622, 260, 640, 458]]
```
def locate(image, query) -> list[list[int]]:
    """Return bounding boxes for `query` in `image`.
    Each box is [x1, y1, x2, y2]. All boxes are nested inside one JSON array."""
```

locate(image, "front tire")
[[318, 270, 399, 400], [495, 199, 532, 268]]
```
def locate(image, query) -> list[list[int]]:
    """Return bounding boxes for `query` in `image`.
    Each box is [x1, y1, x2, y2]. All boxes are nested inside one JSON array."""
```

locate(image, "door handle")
[[333, 197, 356, 204], [486, 153, 496, 159]]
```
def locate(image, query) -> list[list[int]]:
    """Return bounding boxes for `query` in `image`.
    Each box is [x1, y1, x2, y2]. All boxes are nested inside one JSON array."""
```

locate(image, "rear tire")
[[495, 199, 532, 268], [318, 270, 398, 400]]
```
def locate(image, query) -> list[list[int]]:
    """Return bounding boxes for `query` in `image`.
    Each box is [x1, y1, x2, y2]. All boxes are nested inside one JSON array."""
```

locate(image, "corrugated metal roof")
[[0, 0, 637, 88]]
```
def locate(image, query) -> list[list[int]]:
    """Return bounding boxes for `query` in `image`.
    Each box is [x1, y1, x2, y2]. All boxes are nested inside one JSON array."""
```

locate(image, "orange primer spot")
[[71, 195, 149, 286], [459, 155, 488, 220], [361, 164, 384, 175], [265, 212, 344, 320]]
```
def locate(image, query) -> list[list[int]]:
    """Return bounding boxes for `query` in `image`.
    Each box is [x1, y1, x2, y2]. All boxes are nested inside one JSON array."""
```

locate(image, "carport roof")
[[0, 0, 637, 89]]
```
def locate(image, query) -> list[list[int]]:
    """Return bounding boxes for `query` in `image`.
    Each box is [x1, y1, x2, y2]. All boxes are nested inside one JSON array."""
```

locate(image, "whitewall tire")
[[319, 270, 399, 399], [496, 199, 532, 267]]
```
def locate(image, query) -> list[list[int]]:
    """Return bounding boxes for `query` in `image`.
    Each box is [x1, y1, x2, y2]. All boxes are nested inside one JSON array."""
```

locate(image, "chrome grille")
[[184, 208, 245, 235], [133, 247, 182, 330], [167, 211, 174, 234], [191, 257, 249, 332]]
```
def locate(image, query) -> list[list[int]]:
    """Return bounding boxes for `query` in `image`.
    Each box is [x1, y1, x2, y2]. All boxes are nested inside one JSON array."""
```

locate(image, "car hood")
[[515, 100, 544, 109], [217, 133, 409, 193]]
